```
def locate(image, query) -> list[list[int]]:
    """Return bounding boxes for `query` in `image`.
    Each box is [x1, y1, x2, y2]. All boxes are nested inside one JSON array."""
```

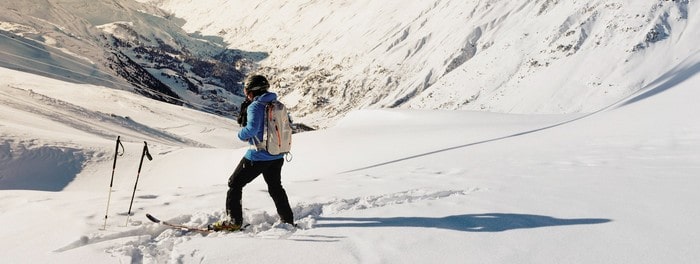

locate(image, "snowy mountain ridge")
[[151, 0, 696, 126], [0, 0, 253, 117], [1, 0, 697, 127]]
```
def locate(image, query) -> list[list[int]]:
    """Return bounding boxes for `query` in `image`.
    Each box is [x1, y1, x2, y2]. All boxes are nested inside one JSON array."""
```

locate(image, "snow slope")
[[1, 46, 700, 263], [1, 0, 699, 263]]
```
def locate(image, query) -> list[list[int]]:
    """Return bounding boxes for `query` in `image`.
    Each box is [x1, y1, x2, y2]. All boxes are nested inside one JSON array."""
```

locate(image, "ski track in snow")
[[57, 189, 475, 263]]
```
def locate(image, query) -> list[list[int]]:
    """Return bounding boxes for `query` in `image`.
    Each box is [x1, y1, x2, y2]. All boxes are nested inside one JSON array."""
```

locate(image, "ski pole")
[[125, 141, 153, 226], [102, 136, 124, 230]]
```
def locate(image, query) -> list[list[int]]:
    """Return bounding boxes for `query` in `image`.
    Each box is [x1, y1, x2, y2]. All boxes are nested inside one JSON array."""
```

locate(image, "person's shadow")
[[315, 213, 611, 232]]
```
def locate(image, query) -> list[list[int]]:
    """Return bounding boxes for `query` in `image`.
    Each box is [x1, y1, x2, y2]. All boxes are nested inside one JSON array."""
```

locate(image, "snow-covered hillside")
[[1, 0, 700, 263], [1, 0, 697, 128], [2, 50, 700, 262], [152, 0, 697, 126], [0, 0, 253, 117]]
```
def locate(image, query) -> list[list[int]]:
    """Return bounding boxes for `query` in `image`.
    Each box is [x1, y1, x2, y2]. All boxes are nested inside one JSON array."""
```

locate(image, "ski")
[[146, 213, 213, 234]]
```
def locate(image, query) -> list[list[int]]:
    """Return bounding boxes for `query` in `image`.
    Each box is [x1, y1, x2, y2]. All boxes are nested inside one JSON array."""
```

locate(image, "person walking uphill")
[[210, 75, 295, 231]]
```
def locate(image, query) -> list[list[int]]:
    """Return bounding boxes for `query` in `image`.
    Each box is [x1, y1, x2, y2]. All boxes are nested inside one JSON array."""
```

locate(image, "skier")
[[211, 75, 295, 231]]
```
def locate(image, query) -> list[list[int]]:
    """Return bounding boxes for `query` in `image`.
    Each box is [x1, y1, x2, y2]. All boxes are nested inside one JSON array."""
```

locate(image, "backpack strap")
[[254, 101, 275, 152]]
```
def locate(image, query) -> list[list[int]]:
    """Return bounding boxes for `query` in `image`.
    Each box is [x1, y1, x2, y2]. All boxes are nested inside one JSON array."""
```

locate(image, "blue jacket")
[[238, 92, 285, 161]]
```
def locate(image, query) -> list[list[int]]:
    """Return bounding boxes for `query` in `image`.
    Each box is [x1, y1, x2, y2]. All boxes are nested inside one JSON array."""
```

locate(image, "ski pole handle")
[[109, 136, 125, 185], [144, 141, 152, 161]]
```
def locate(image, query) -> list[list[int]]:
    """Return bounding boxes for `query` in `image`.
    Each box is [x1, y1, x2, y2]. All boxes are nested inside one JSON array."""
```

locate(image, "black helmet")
[[244, 75, 270, 92]]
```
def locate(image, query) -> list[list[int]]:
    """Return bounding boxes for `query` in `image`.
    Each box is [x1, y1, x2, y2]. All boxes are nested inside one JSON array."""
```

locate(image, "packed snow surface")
[[1, 52, 700, 263]]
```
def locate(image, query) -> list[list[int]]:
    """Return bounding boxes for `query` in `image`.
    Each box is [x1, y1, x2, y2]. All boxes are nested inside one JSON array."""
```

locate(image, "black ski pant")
[[226, 158, 294, 225]]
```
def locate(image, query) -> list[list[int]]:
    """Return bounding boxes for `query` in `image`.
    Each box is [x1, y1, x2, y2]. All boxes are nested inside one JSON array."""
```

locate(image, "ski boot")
[[208, 220, 242, 232]]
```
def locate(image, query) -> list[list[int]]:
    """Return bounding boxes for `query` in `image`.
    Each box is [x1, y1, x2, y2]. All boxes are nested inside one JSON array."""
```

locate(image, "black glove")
[[237, 99, 252, 127]]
